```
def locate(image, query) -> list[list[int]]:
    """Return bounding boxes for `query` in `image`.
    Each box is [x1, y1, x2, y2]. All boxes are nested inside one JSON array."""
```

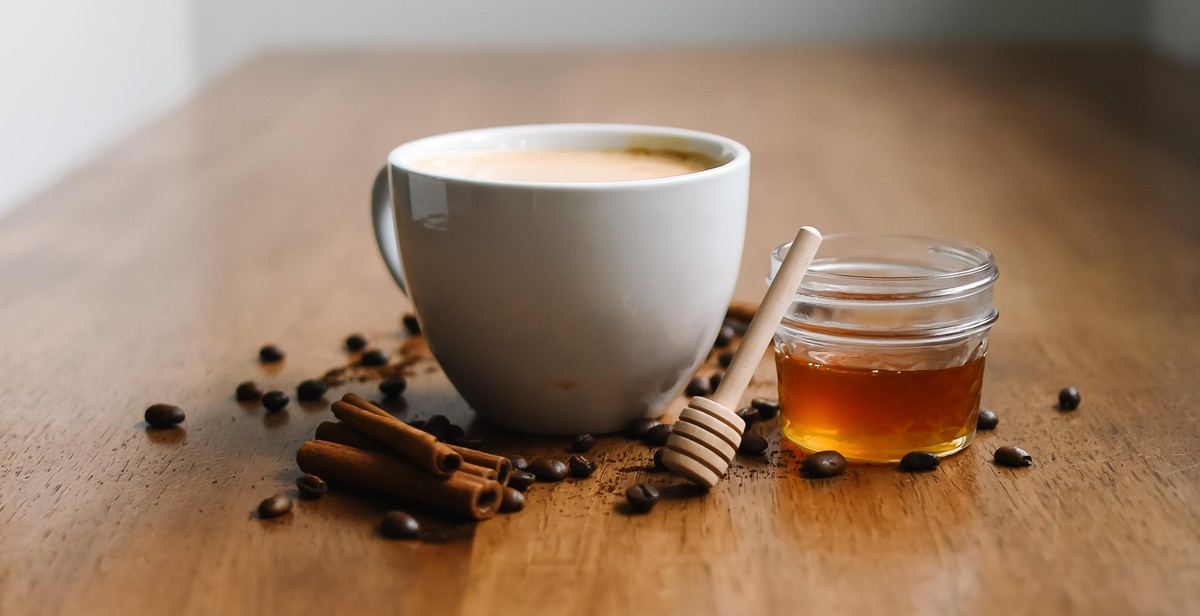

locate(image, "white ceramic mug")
[[371, 124, 749, 435]]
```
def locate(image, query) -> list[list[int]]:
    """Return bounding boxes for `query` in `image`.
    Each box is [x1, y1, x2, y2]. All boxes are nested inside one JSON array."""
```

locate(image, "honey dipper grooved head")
[[661, 397, 746, 488]]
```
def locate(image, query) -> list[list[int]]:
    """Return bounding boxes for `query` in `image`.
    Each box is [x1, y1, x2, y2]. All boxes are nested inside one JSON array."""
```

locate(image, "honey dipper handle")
[[712, 226, 822, 410]]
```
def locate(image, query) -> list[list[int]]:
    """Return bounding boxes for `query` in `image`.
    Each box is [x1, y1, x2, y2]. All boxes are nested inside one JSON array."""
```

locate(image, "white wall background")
[[0, 1, 195, 214], [0, 0, 1195, 217]]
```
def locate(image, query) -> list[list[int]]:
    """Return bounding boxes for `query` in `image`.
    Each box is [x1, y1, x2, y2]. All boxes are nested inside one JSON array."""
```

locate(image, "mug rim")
[[387, 123, 750, 190]]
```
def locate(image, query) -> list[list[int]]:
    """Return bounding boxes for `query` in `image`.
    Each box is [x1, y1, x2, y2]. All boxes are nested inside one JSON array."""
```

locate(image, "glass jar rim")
[[770, 232, 998, 301]]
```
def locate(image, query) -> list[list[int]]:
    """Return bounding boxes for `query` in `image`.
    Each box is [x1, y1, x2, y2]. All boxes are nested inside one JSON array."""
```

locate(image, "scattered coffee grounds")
[[1058, 386, 1081, 411], [718, 351, 734, 368], [235, 381, 263, 401], [508, 470, 536, 491], [508, 456, 529, 472], [568, 454, 597, 478], [345, 333, 368, 352], [625, 484, 660, 513], [994, 445, 1032, 467], [402, 313, 421, 335], [801, 450, 846, 478], [421, 415, 451, 441], [297, 379, 329, 402], [899, 451, 940, 472], [713, 325, 736, 348], [738, 434, 768, 456], [528, 458, 567, 482], [259, 344, 285, 363], [381, 510, 420, 539], [258, 494, 293, 518], [262, 390, 290, 413], [624, 418, 661, 440], [685, 376, 713, 397], [144, 403, 185, 428], [977, 408, 999, 430], [500, 487, 525, 513], [709, 372, 724, 391], [652, 448, 666, 470], [643, 423, 673, 446], [379, 377, 407, 398], [736, 406, 759, 424], [751, 398, 780, 420], [570, 434, 596, 453], [296, 474, 327, 499], [360, 349, 390, 367]]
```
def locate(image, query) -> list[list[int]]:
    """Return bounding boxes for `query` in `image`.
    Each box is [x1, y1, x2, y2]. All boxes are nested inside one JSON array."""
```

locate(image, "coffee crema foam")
[[411, 148, 718, 183]]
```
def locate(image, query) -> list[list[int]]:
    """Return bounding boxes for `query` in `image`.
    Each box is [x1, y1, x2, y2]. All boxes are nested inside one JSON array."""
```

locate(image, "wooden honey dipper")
[[662, 226, 822, 487]]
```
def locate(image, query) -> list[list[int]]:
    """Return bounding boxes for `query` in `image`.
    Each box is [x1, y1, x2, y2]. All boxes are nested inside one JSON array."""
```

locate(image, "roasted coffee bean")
[[568, 454, 597, 478], [801, 450, 846, 478], [994, 445, 1032, 467], [444, 424, 465, 443], [751, 398, 780, 420], [379, 377, 407, 398], [736, 406, 760, 424], [713, 325, 736, 348], [258, 494, 293, 518], [709, 372, 724, 391], [652, 448, 666, 470], [977, 408, 999, 430], [684, 376, 713, 397], [718, 351, 735, 368], [508, 456, 529, 471], [344, 333, 368, 352], [407, 419, 425, 429], [508, 470, 536, 491], [1058, 386, 1081, 411], [296, 474, 327, 499], [258, 344, 284, 363], [570, 433, 596, 453], [262, 390, 290, 413], [528, 458, 568, 482], [450, 435, 483, 448], [500, 487, 525, 512], [235, 381, 263, 401], [144, 403, 185, 428], [381, 510, 420, 539], [624, 418, 661, 440], [360, 349, 390, 367], [296, 379, 328, 402], [402, 313, 421, 335], [738, 434, 768, 456], [421, 415, 451, 441], [899, 451, 940, 472], [723, 317, 749, 335], [625, 484, 660, 513], [643, 423, 673, 446]]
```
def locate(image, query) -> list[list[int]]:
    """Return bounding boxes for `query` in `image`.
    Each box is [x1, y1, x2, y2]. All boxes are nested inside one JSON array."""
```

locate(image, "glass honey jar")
[[769, 234, 999, 462]]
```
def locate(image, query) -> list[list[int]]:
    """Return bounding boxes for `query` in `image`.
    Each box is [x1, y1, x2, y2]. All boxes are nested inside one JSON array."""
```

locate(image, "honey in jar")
[[768, 234, 999, 462]]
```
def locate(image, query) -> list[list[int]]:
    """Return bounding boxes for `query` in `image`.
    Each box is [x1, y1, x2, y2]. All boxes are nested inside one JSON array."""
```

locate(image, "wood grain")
[[2, 46, 1199, 615]]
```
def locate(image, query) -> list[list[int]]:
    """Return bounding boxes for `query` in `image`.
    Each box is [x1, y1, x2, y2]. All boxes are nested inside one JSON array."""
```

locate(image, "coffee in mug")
[[410, 148, 719, 183]]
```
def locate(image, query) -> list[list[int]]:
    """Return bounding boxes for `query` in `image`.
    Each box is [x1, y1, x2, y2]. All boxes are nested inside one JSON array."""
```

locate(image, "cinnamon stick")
[[316, 420, 504, 482], [296, 440, 502, 520], [315, 421, 499, 482], [331, 397, 462, 476], [448, 444, 512, 485]]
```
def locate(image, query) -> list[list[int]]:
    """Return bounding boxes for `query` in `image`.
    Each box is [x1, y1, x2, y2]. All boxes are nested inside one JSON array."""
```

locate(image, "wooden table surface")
[[2, 47, 1199, 615]]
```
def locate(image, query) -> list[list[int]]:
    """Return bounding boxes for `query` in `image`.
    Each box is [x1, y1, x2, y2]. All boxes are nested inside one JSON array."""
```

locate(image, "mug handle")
[[371, 166, 408, 294]]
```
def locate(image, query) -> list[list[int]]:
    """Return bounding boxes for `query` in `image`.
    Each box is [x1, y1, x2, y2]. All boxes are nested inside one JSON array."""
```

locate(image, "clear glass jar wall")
[[770, 234, 999, 462]]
